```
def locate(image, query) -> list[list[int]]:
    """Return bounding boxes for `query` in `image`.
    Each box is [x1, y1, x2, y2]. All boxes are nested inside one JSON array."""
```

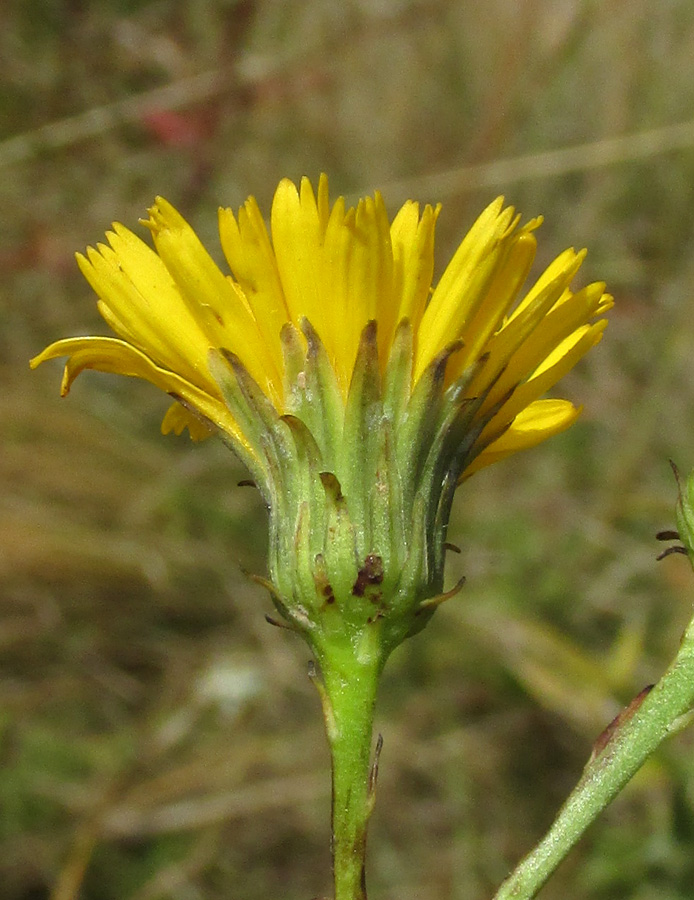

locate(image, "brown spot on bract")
[[313, 563, 336, 608], [352, 554, 384, 597]]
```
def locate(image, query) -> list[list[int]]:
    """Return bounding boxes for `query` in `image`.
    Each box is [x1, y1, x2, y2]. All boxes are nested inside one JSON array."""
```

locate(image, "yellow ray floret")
[[31, 175, 611, 475]]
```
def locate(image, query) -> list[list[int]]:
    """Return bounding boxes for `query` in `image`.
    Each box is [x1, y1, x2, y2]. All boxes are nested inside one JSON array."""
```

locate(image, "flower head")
[[32, 175, 611, 658]]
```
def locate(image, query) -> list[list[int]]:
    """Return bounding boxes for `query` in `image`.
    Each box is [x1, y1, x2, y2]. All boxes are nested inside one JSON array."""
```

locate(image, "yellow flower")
[[31, 175, 611, 479], [32, 174, 612, 655]]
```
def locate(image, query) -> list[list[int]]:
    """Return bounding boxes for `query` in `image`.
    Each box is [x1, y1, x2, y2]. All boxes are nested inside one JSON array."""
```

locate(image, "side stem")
[[492, 614, 694, 900], [314, 633, 383, 900]]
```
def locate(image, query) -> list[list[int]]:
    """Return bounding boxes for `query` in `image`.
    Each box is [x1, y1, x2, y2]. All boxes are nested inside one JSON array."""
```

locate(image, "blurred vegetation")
[[4, 0, 694, 897]]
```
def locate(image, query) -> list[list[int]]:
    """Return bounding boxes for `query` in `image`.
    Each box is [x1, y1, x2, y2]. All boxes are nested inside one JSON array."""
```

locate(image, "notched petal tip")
[[140, 195, 181, 235], [597, 291, 614, 314], [29, 339, 77, 376], [163, 397, 216, 441], [29, 350, 48, 370]]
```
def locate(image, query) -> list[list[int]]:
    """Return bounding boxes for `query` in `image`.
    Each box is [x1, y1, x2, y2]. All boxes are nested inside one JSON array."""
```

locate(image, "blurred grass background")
[[4, 0, 694, 897]]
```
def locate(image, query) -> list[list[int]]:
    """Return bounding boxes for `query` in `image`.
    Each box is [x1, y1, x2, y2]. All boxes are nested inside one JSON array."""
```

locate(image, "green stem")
[[314, 631, 383, 900], [493, 614, 694, 900]]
